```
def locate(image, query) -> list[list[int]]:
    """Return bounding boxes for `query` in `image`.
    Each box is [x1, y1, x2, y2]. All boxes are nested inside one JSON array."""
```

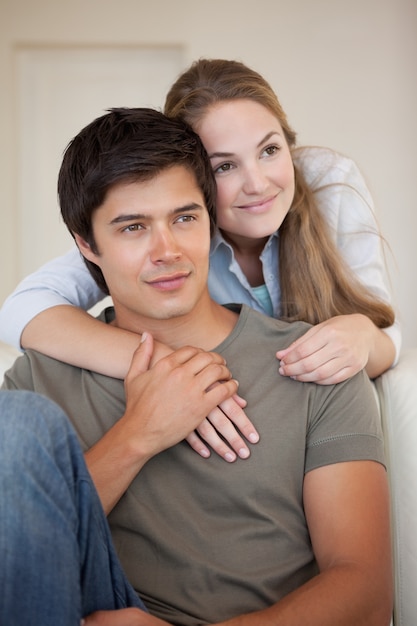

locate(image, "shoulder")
[[293, 146, 377, 230], [2, 351, 34, 390], [292, 146, 362, 187], [230, 305, 311, 349], [2, 349, 78, 390], [2, 349, 67, 393], [2, 348, 125, 446], [305, 369, 385, 471], [292, 146, 359, 183]]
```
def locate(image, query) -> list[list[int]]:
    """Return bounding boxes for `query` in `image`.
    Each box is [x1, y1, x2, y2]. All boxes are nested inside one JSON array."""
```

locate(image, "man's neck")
[[113, 295, 238, 352]]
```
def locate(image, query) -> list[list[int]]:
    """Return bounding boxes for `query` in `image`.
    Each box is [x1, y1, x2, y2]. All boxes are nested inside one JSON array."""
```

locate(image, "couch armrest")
[[375, 349, 417, 626]]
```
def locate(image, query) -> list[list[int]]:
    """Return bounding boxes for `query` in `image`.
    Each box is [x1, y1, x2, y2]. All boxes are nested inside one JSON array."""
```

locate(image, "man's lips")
[[145, 271, 190, 291]]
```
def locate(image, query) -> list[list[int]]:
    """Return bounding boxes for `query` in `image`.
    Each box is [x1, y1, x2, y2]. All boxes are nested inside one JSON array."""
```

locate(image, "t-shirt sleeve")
[[305, 370, 386, 473], [1, 352, 35, 391]]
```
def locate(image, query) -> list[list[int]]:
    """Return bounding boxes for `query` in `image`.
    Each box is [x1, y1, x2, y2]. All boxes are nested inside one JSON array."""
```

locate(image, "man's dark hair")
[[58, 107, 217, 293]]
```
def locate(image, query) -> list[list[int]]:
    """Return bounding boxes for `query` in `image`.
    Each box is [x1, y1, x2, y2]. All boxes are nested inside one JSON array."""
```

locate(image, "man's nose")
[[149, 228, 182, 264]]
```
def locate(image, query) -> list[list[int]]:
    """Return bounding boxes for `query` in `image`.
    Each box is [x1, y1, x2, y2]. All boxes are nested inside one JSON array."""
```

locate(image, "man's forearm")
[[215, 564, 392, 626], [84, 342, 241, 514], [85, 414, 150, 514], [83, 565, 392, 626]]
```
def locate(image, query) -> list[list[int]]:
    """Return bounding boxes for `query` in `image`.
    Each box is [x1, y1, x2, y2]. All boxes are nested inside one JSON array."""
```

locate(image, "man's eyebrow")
[[108, 203, 204, 225], [208, 131, 282, 159]]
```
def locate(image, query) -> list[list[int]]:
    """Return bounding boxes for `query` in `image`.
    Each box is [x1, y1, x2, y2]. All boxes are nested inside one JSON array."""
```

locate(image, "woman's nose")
[[242, 163, 269, 195]]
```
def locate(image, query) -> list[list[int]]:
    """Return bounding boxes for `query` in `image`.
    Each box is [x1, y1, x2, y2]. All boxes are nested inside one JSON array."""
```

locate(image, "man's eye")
[[123, 224, 143, 232], [176, 215, 196, 224]]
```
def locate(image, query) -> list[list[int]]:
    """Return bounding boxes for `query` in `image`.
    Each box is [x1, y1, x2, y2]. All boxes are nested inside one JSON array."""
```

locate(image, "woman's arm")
[[0, 248, 154, 377], [22, 308, 260, 462], [22, 305, 140, 378], [0, 247, 105, 350], [277, 313, 396, 384], [4, 276, 259, 462]]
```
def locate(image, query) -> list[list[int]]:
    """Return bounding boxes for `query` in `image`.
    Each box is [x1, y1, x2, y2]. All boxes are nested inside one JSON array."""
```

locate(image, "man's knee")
[[0, 390, 74, 465], [0, 390, 88, 523], [0, 389, 66, 430]]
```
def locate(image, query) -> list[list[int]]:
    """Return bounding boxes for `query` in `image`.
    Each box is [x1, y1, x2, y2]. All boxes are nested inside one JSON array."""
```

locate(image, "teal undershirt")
[[251, 284, 274, 317]]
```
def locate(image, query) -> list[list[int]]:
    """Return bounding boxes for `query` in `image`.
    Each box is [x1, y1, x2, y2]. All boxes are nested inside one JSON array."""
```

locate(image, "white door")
[[0, 3, 185, 302]]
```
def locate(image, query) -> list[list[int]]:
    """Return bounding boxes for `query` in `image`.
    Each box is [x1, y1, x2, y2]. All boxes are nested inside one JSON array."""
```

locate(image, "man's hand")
[[83, 607, 171, 625], [140, 332, 259, 462], [123, 333, 241, 463], [86, 333, 249, 513]]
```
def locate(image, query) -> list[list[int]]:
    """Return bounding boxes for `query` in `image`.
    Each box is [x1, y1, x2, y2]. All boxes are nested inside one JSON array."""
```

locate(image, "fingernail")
[[140, 332, 148, 344], [248, 432, 259, 443], [239, 447, 250, 459], [225, 452, 236, 462]]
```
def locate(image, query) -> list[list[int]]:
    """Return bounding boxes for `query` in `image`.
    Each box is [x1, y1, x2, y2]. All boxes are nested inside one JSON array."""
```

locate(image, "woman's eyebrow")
[[256, 130, 282, 148], [208, 131, 282, 159]]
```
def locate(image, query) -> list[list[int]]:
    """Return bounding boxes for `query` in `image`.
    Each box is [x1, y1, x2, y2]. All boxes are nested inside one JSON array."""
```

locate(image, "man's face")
[[76, 166, 212, 332]]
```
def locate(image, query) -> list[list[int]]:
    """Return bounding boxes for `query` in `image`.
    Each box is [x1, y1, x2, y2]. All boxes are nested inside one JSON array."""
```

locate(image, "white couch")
[[1, 340, 416, 624], [375, 349, 417, 626]]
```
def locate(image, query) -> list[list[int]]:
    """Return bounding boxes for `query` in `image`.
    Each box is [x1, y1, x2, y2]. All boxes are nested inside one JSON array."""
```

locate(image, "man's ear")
[[74, 233, 99, 264]]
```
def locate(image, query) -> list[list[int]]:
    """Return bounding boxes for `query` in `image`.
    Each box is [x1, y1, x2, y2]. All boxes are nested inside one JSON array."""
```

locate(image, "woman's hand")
[[186, 390, 259, 462], [276, 313, 393, 385]]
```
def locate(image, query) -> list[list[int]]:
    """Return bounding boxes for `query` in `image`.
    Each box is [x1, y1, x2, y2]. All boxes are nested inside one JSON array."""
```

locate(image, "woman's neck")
[[221, 230, 268, 287]]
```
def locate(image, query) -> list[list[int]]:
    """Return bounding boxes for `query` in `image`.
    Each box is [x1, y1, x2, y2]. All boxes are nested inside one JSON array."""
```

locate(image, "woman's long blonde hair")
[[164, 58, 394, 327]]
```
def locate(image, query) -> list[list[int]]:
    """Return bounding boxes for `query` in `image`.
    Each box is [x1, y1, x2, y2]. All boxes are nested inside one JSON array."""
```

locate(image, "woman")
[[0, 60, 399, 382]]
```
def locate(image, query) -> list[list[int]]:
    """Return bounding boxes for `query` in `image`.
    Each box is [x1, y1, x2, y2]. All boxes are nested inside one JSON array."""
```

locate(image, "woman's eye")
[[262, 145, 280, 157], [214, 162, 233, 175]]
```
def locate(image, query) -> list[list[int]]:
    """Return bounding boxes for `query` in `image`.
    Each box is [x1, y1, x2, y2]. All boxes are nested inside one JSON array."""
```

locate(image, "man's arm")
[[84, 459, 393, 626], [85, 333, 240, 514], [214, 459, 393, 626]]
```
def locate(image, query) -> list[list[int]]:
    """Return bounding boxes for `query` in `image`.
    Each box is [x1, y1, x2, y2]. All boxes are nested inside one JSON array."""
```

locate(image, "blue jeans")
[[0, 390, 147, 626]]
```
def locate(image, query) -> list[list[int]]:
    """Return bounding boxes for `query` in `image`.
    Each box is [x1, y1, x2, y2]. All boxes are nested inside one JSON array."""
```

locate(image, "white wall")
[[1, 0, 416, 349]]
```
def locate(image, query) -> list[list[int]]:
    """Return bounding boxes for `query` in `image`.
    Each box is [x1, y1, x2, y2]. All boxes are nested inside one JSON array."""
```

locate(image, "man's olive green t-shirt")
[[2, 304, 385, 625]]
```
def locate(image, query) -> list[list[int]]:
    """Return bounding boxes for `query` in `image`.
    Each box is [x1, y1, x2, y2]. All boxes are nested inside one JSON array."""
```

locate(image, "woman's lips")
[[236, 193, 278, 214]]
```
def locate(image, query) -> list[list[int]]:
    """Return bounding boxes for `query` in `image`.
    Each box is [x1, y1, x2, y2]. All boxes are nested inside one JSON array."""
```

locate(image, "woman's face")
[[194, 99, 295, 246]]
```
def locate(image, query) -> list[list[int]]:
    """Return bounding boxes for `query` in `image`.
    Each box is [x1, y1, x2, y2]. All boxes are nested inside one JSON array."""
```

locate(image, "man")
[[1, 108, 392, 625]]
